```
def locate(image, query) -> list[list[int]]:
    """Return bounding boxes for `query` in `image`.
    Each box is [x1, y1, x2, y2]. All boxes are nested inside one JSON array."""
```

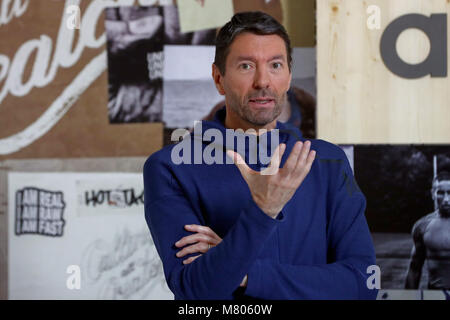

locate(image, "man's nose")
[[253, 66, 270, 89], [444, 192, 450, 203]]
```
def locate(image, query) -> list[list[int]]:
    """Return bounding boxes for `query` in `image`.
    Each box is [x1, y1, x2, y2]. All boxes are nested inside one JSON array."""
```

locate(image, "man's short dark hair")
[[214, 11, 292, 75]]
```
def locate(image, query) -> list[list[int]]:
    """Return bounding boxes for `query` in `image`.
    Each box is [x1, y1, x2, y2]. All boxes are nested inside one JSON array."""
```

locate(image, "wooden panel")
[[281, 0, 316, 47], [233, 0, 283, 23], [317, 0, 450, 143]]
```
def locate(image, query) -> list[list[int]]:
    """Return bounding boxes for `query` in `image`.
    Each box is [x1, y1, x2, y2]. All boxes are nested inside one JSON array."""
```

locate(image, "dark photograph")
[[354, 145, 450, 290]]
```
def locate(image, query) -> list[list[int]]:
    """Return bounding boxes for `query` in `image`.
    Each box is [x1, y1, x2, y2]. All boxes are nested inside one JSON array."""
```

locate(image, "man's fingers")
[[304, 150, 316, 172], [184, 224, 222, 241], [297, 141, 311, 165], [226, 150, 254, 177], [176, 242, 209, 258], [261, 143, 286, 176], [183, 255, 201, 265], [282, 141, 303, 175], [269, 143, 286, 169], [226, 149, 245, 165], [175, 233, 216, 248], [293, 144, 316, 181]]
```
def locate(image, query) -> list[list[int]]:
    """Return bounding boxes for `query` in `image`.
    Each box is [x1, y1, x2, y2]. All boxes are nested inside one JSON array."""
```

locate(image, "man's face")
[[215, 32, 292, 126], [432, 180, 450, 217]]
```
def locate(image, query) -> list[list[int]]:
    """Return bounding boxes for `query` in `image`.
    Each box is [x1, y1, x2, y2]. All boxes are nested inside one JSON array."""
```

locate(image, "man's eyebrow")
[[269, 55, 286, 61], [235, 55, 287, 62], [235, 56, 256, 62]]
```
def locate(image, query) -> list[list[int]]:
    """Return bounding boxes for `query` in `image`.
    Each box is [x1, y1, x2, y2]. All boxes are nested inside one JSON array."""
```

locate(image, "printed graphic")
[[81, 227, 167, 299], [83, 188, 144, 208], [76, 177, 144, 216], [15, 187, 66, 237]]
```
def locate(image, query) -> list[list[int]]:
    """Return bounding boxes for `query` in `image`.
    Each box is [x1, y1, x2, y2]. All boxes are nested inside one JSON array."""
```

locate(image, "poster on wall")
[[104, 4, 216, 124], [354, 145, 450, 291], [162, 45, 223, 129], [177, 0, 234, 33], [8, 172, 173, 300]]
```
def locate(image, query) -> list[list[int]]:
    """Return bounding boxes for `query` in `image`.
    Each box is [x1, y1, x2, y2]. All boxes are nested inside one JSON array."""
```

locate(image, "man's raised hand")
[[226, 141, 316, 219]]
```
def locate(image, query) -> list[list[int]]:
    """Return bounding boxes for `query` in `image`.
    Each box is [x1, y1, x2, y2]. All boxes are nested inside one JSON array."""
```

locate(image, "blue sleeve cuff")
[[243, 200, 285, 228]]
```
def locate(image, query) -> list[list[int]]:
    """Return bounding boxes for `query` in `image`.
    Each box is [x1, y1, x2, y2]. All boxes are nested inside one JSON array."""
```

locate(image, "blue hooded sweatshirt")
[[143, 107, 378, 300]]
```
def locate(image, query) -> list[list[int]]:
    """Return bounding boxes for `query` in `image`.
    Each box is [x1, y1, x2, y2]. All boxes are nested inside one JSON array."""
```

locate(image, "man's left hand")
[[175, 224, 222, 264], [175, 224, 248, 287]]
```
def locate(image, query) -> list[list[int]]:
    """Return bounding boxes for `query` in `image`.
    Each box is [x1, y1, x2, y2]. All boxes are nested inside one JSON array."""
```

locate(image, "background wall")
[[281, 0, 316, 47], [0, 0, 316, 300]]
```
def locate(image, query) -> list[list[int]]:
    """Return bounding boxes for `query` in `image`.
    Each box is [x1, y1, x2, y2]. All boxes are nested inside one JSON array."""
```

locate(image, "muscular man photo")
[[405, 172, 450, 290], [143, 12, 377, 300]]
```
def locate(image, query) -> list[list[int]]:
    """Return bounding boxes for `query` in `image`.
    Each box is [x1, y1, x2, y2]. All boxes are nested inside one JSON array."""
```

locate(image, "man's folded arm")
[[243, 152, 378, 300], [144, 156, 284, 300], [243, 212, 377, 299]]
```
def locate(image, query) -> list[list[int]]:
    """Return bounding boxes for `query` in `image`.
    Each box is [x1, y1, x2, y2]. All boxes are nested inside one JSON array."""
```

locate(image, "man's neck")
[[224, 107, 277, 135]]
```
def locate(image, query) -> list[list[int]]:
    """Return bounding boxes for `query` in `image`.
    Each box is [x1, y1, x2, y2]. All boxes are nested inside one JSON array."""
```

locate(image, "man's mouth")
[[248, 98, 275, 107]]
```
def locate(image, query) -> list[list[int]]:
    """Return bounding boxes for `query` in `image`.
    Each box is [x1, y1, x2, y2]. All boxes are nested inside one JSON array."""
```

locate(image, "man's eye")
[[240, 64, 251, 70], [273, 62, 282, 69]]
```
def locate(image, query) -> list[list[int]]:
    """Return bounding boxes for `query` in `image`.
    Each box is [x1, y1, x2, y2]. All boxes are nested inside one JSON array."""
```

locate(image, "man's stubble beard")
[[227, 89, 287, 126], [438, 204, 450, 218]]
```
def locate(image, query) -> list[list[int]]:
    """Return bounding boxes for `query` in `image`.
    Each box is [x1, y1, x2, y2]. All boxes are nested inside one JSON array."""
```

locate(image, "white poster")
[[177, 0, 234, 33], [8, 172, 173, 300]]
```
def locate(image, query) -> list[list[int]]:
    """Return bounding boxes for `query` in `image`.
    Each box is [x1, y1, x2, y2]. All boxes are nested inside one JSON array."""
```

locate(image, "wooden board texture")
[[317, 0, 450, 143]]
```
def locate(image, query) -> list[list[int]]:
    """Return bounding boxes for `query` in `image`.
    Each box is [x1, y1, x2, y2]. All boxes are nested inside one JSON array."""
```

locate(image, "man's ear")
[[287, 68, 292, 90], [212, 64, 226, 96]]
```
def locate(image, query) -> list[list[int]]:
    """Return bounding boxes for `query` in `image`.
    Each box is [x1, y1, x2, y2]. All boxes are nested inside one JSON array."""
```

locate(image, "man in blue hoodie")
[[144, 11, 378, 300]]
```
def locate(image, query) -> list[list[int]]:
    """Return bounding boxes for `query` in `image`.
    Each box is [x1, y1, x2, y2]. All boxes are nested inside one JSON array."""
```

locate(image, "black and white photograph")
[[354, 145, 450, 290], [105, 4, 216, 124]]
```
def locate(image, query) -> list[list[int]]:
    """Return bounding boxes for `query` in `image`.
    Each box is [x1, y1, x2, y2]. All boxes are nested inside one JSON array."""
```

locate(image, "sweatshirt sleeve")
[[244, 149, 378, 300], [143, 154, 284, 300]]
